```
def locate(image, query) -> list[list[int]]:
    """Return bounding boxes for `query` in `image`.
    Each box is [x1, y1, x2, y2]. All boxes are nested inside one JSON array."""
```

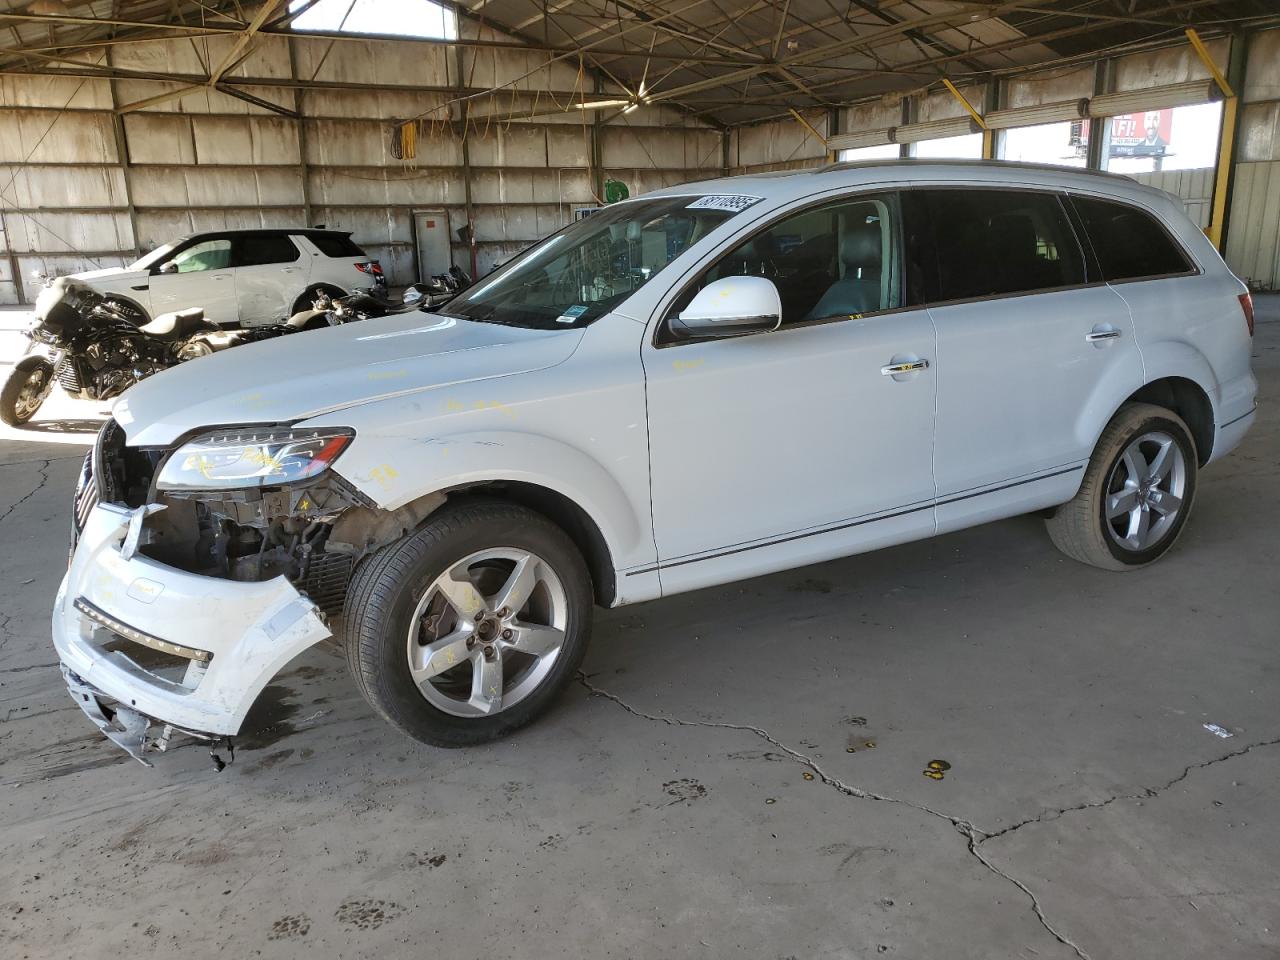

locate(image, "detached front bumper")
[[53, 502, 332, 761]]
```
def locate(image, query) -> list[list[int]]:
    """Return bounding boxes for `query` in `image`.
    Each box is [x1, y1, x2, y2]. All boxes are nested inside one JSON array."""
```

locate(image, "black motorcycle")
[[0, 281, 337, 427], [306, 268, 473, 324]]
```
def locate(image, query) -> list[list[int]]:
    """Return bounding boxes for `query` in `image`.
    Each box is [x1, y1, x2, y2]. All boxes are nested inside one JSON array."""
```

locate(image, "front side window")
[[913, 189, 1085, 302], [667, 193, 901, 332], [1070, 195, 1193, 282], [236, 234, 300, 267], [168, 239, 232, 274], [440, 196, 738, 330]]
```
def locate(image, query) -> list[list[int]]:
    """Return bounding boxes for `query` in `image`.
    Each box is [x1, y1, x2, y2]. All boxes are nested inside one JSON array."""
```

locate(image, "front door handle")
[[881, 359, 930, 376], [1085, 329, 1121, 343]]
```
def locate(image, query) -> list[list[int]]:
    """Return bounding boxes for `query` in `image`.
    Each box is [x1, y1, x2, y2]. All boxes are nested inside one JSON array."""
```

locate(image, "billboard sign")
[[1071, 109, 1174, 159], [1107, 109, 1173, 157]]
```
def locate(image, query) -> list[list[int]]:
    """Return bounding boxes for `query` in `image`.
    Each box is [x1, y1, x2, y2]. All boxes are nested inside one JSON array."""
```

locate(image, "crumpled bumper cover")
[[53, 501, 332, 757]]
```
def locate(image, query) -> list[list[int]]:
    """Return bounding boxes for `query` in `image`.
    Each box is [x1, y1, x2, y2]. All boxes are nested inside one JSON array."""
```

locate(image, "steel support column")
[[105, 48, 142, 259], [1086, 59, 1114, 170]]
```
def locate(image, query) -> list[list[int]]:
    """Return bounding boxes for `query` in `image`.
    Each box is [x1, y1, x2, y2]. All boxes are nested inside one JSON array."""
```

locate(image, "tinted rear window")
[[912, 189, 1086, 302], [1071, 196, 1193, 282], [237, 234, 299, 266], [309, 233, 366, 257]]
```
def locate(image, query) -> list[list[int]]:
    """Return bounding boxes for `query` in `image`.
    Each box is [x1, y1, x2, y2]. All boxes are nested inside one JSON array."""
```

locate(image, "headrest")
[[841, 220, 882, 270], [987, 215, 1038, 261]]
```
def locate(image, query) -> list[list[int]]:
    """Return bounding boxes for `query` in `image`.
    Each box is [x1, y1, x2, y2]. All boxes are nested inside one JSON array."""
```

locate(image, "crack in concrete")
[[0, 457, 52, 527], [575, 676, 1274, 960], [0, 660, 59, 675], [981, 735, 1280, 842]]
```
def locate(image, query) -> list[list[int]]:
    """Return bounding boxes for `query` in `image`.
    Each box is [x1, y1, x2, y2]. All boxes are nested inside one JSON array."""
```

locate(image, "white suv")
[[53, 161, 1257, 761], [43, 228, 385, 327]]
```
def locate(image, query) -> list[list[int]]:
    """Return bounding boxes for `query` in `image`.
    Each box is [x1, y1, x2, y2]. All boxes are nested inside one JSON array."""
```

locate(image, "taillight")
[[355, 261, 383, 277], [1239, 292, 1254, 337]]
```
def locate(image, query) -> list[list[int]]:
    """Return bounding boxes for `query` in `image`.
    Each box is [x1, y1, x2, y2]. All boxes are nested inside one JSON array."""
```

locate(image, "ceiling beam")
[[0, 10, 763, 65]]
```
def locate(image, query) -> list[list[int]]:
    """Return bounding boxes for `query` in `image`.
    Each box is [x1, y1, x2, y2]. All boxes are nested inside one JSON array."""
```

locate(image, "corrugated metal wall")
[[0, 30, 722, 304], [1225, 161, 1280, 289], [1225, 29, 1280, 290], [5, 25, 1280, 299]]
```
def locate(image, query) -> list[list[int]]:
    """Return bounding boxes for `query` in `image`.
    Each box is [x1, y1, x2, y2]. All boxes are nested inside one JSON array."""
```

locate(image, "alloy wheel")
[[1103, 430, 1187, 552], [405, 548, 569, 718], [14, 366, 51, 420]]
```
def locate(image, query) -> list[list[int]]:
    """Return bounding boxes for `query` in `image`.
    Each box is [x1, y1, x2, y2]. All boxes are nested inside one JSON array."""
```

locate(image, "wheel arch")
[[291, 283, 347, 314], [445, 482, 617, 607], [1122, 377, 1215, 466]]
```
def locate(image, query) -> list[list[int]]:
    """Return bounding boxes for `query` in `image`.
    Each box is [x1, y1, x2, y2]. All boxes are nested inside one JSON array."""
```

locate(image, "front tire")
[[344, 500, 593, 747], [1, 356, 55, 426], [1046, 402, 1198, 570]]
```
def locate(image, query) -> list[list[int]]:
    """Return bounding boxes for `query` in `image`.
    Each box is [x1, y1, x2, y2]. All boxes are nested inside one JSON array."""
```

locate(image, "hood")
[[114, 312, 584, 447], [71, 266, 142, 283]]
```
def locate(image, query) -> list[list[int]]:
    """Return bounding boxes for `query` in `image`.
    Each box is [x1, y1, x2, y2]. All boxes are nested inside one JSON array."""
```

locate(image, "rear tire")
[[1, 356, 55, 426], [291, 285, 344, 315], [1046, 402, 1197, 570], [344, 500, 593, 747]]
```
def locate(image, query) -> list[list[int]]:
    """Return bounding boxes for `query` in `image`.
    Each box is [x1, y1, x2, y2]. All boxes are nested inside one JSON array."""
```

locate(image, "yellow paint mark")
[[444, 398, 516, 418], [368, 368, 409, 382], [673, 358, 704, 372], [233, 391, 270, 410], [369, 464, 401, 488]]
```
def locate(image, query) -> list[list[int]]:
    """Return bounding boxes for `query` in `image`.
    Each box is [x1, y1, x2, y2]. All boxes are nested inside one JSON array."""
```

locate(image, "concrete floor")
[[1, 300, 1277, 960]]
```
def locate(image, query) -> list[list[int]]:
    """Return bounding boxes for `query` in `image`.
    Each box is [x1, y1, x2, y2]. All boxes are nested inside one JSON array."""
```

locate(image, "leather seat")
[[139, 307, 209, 342], [806, 222, 883, 320]]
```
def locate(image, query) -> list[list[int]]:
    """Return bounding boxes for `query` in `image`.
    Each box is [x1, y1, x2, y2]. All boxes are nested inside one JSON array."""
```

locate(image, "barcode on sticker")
[[687, 195, 762, 212]]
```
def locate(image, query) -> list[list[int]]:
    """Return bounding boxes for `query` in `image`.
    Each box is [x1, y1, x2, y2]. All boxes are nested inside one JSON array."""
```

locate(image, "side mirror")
[[669, 276, 782, 340], [158, 262, 178, 275]]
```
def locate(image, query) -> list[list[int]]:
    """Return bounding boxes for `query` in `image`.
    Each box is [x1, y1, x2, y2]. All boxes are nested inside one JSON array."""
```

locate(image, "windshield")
[[129, 242, 179, 271], [440, 195, 749, 329]]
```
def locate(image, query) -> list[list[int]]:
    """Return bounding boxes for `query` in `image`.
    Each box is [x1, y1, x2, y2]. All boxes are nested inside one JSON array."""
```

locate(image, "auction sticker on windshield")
[[555, 304, 590, 324], [687, 195, 763, 212]]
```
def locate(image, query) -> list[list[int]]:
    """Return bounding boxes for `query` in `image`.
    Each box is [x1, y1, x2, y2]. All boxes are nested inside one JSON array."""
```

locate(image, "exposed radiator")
[[73, 451, 97, 538], [56, 360, 82, 394], [300, 551, 353, 616]]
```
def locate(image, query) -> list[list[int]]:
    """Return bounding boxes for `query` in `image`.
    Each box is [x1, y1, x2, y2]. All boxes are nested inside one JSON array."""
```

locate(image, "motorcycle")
[[300, 269, 472, 325], [0, 281, 344, 427]]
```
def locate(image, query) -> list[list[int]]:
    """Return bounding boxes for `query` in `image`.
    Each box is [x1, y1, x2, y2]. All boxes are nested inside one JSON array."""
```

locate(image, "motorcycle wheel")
[[1, 355, 56, 427]]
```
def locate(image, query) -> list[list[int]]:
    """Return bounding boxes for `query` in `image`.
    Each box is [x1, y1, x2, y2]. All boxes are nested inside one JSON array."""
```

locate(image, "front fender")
[[331, 429, 653, 572]]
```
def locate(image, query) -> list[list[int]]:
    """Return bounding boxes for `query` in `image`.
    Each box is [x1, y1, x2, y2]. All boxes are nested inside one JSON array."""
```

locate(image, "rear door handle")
[[881, 359, 930, 376], [1085, 329, 1121, 342]]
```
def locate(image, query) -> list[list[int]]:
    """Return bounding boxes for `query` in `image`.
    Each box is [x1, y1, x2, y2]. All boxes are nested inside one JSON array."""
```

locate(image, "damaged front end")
[[55, 418, 426, 765]]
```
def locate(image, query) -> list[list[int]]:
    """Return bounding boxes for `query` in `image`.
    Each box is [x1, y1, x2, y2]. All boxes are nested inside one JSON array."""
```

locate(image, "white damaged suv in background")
[[36, 228, 386, 328], [53, 160, 1257, 763]]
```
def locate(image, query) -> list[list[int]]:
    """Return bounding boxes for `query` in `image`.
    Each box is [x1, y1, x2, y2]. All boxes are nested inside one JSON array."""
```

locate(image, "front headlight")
[[156, 428, 354, 491]]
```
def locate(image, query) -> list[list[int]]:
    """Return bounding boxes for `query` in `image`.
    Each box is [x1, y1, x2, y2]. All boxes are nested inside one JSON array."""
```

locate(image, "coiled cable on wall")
[[389, 120, 417, 161]]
